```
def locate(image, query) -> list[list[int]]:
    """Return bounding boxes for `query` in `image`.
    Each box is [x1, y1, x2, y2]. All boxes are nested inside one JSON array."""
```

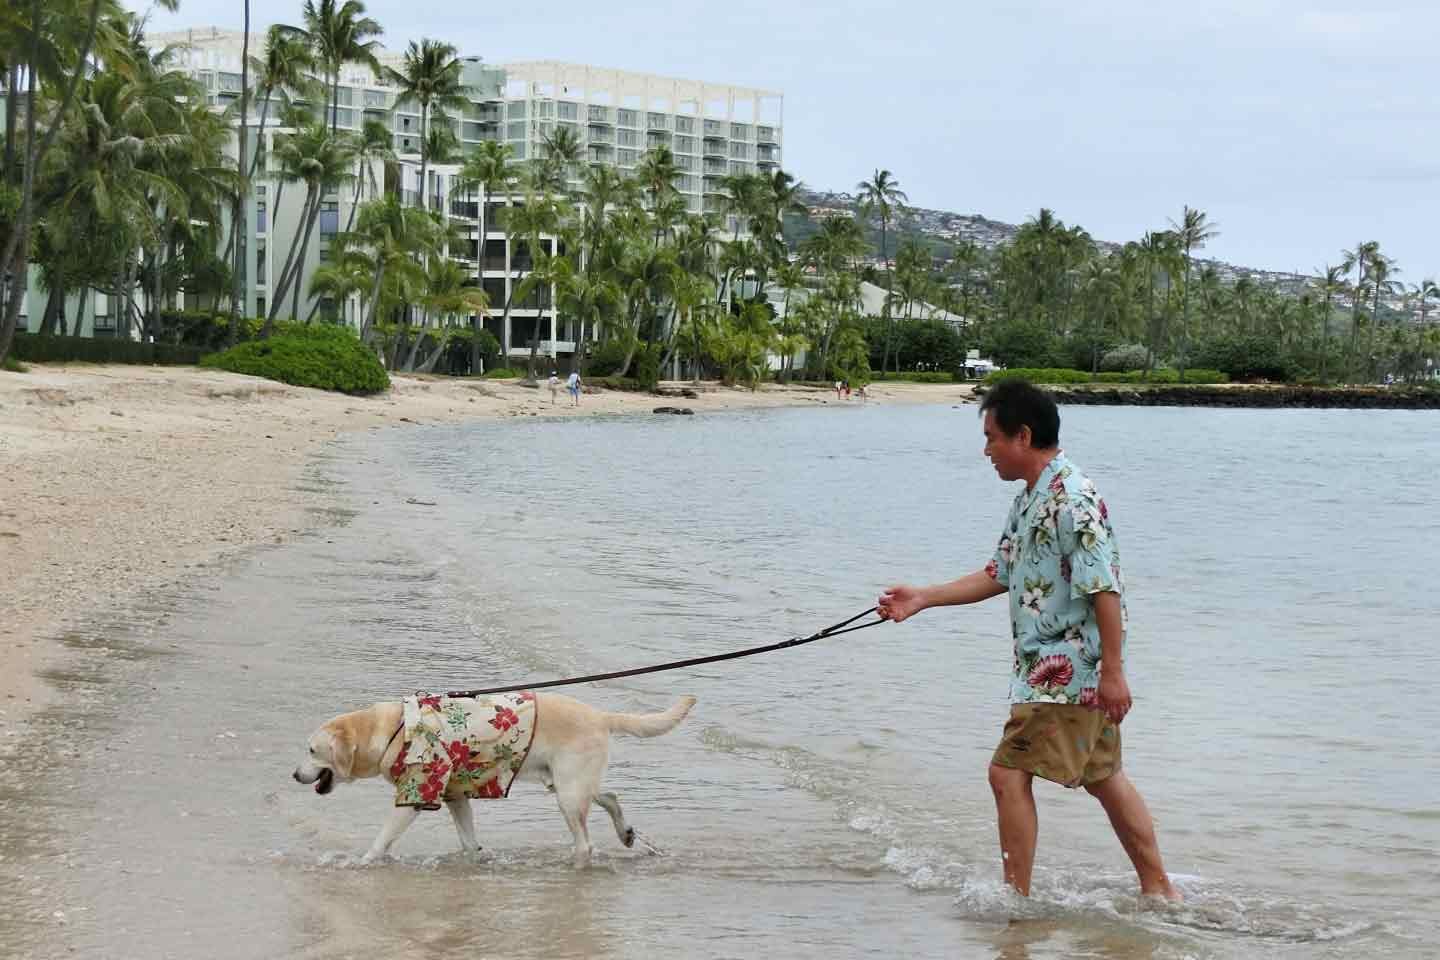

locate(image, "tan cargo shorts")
[[991, 702, 1121, 788]]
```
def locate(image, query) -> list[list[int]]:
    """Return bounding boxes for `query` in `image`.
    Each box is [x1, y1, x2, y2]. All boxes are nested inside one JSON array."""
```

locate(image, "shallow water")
[[2, 404, 1436, 959]]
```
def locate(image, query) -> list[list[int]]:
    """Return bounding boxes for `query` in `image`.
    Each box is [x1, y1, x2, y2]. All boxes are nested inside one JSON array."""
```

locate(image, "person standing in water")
[[878, 379, 1179, 901]]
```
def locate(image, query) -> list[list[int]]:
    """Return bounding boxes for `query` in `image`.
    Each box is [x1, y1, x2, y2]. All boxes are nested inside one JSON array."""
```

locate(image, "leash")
[[378, 607, 885, 774], [444, 606, 886, 699]]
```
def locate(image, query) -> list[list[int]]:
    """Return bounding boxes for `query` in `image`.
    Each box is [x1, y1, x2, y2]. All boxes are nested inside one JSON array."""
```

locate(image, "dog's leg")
[[556, 786, 594, 869], [595, 792, 635, 849], [445, 798, 480, 857], [361, 806, 419, 863]]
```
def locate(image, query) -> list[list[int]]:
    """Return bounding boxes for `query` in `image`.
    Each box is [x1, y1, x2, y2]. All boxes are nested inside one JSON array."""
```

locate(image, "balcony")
[[757, 126, 778, 144], [505, 339, 574, 357], [702, 137, 727, 158], [450, 200, 479, 220], [587, 105, 612, 124]]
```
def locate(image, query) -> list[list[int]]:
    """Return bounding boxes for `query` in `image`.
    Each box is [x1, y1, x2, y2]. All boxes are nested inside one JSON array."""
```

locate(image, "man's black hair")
[[979, 379, 1060, 448]]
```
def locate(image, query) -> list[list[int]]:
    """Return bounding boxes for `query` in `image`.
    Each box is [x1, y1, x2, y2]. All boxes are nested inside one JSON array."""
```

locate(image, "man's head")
[[979, 379, 1060, 482]]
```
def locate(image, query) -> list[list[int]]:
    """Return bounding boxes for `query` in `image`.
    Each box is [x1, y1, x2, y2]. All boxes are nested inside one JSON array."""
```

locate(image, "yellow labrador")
[[292, 692, 696, 867]]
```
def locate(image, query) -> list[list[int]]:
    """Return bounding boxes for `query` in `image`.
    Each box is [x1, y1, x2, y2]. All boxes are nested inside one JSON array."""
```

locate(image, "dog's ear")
[[330, 731, 358, 780]]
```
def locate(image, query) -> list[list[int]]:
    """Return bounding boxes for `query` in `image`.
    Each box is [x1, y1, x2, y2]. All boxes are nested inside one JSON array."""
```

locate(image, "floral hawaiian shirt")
[[986, 453, 1125, 706]]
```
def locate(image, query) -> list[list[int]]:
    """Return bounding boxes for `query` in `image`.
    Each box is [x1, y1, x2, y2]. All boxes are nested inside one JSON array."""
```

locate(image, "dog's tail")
[[605, 696, 697, 738]]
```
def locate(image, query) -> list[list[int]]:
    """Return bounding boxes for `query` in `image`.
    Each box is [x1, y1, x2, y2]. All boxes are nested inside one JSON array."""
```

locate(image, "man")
[[566, 369, 582, 407], [878, 378, 1179, 901], [548, 370, 560, 405]]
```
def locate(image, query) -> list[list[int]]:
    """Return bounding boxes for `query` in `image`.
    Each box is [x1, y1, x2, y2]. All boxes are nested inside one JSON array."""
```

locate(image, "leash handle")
[[444, 607, 883, 699]]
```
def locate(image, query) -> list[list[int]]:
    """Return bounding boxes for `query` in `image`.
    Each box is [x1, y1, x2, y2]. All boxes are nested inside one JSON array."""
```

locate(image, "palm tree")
[[1315, 264, 1347, 382], [383, 38, 468, 210], [1340, 241, 1378, 382], [0, 0, 117, 363], [856, 169, 908, 372], [1365, 248, 1399, 382], [1169, 206, 1218, 381], [264, 123, 356, 327], [342, 194, 438, 340], [497, 189, 568, 380], [537, 124, 582, 195], [284, 0, 383, 137], [455, 140, 516, 362], [405, 256, 488, 371]]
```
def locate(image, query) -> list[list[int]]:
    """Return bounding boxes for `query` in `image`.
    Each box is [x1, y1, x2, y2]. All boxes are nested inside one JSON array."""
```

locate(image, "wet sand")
[[0, 364, 972, 726]]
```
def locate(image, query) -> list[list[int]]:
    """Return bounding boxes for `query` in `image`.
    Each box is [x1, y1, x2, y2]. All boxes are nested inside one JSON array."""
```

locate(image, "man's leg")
[[1084, 771, 1179, 899], [988, 763, 1038, 896]]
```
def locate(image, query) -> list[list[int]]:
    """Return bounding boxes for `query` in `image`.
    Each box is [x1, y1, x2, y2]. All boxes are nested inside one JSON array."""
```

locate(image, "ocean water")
[[2, 402, 1436, 959]]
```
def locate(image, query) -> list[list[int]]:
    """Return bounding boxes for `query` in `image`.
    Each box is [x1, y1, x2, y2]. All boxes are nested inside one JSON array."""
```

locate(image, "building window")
[[674, 135, 696, 154], [618, 129, 639, 147], [256, 297, 266, 319], [647, 112, 669, 130], [558, 101, 578, 121], [507, 121, 526, 140], [617, 149, 637, 166], [678, 174, 698, 192], [364, 89, 387, 108], [729, 142, 750, 159], [675, 154, 696, 171], [588, 104, 609, 123], [218, 71, 243, 92], [256, 241, 266, 284], [617, 108, 638, 127], [675, 116, 694, 134], [319, 201, 339, 237], [537, 101, 553, 118], [256, 200, 267, 234], [507, 101, 527, 119], [730, 122, 751, 140]]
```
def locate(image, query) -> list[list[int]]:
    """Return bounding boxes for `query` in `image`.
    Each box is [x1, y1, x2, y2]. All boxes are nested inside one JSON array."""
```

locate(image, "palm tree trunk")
[[267, 188, 320, 324], [230, 1, 251, 344], [1179, 251, 1192, 382], [360, 263, 386, 341]]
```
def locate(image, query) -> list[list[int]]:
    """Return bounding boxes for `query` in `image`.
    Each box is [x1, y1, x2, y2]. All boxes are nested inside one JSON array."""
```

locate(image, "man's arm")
[[877, 568, 1007, 622], [1092, 590, 1131, 724]]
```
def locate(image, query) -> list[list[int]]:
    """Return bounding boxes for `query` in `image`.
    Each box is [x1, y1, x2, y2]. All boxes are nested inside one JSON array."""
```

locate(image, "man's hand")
[[877, 584, 927, 622], [1096, 666, 1131, 725]]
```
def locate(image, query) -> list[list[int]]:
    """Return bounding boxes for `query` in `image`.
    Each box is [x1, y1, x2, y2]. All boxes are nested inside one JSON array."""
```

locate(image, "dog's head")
[[292, 717, 360, 796]]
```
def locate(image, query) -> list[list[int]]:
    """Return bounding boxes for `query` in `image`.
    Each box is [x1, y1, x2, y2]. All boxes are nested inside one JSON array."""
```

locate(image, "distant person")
[[856, 383, 869, 403], [566, 370, 582, 407], [835, 379, 843, 400], [842, 380, 851, 399], [878, 378, 1179, 902], [548, 370, 560, 405]]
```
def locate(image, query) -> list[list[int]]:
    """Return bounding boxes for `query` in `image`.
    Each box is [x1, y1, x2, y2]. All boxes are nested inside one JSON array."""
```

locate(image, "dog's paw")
[[622, 827, 636, 848]]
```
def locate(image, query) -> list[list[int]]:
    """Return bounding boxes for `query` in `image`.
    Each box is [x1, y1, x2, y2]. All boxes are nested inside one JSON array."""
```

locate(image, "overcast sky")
[[138, 0, 1440, 280]]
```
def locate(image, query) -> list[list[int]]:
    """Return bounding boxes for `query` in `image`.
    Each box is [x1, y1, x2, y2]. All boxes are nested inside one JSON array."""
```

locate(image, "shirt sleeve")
[[987, 506, 1017, 586], [1060, 492, 1120, 598]]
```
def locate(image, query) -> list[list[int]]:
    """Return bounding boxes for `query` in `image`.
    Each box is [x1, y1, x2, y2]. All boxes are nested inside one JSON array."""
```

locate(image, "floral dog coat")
[[389, 692, 538, 809]]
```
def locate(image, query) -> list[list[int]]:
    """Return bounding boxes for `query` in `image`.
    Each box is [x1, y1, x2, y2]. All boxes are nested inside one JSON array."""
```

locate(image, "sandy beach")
[[0, 364, 971, 723]]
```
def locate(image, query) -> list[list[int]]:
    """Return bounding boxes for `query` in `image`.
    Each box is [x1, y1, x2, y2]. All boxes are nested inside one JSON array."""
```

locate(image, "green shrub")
[[1189, 335, 1295, 381], [586, 336, 634, 377], [870, 371, 958, 383], [481, 367, 523, 379], [1095, 369, 1229, 384], [201, 324, 388, 394], [11, 332, 205, 365], [2, 353, 25, 372], [1099, 344, 1150, 372], [984, 368, 1093, 385], [984, 367, 1229, 386]]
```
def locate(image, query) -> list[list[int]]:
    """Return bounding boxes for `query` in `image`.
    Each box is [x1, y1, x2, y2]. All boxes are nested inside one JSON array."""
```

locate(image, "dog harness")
[[390, 692, 538, 809]]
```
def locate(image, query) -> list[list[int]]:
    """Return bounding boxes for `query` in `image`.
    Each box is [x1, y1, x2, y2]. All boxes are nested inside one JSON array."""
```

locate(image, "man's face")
[[982, 410, 1030, 481]]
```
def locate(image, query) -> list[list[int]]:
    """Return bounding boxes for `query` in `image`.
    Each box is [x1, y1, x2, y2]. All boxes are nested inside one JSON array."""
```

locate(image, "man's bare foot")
[[1141, 879, 1183, 903]]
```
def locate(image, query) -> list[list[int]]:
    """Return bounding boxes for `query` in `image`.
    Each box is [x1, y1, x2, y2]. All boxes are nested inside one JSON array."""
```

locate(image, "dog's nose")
[[292, 770, 302, 782]]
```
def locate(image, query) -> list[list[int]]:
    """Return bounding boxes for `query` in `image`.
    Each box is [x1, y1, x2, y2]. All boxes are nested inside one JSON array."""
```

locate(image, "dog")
[[293, 692, 695, 867]]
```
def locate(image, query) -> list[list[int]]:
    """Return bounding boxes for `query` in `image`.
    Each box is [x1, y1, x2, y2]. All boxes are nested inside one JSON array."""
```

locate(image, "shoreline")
[[0, 364, 971, 727], [1036, 382, 1440, 409]]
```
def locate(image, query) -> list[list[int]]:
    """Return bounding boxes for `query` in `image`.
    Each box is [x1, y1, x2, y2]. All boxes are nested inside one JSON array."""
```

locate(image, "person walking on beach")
[[548, 370, 560, 405], [566, 369, 582, 407], [835, 379, 844, 400], [877, 378, 1179, 901]]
